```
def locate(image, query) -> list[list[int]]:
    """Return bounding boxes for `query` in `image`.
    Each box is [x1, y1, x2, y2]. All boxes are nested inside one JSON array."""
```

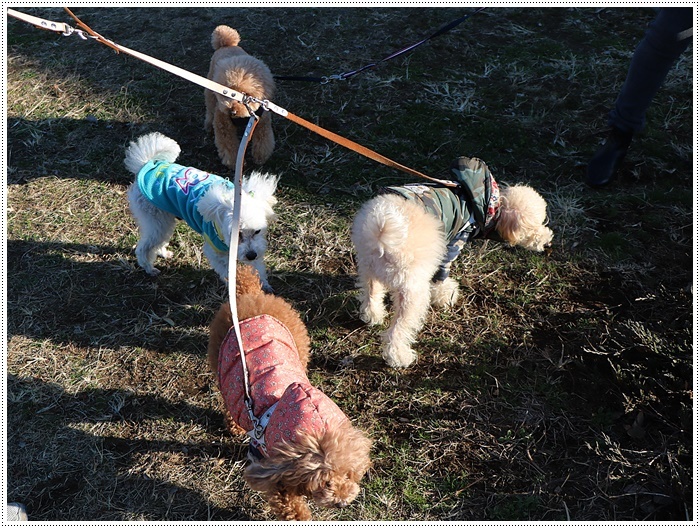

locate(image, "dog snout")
[[229, 102, 249, 118], [245, 250, 258, 261]]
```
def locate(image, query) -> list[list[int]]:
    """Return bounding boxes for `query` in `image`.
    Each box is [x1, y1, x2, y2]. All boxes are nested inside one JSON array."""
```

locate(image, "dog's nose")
[[245, 250, 257, 261]]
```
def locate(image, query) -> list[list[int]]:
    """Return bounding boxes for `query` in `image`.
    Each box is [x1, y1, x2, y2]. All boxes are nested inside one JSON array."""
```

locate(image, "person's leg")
[[610, 7, 693, 133], [587, 8, 692, 187]]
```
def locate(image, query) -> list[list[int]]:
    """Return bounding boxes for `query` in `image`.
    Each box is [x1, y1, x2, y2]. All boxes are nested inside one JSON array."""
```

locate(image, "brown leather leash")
[[8, 8, 456, 188], [283, 112, 454, 186]]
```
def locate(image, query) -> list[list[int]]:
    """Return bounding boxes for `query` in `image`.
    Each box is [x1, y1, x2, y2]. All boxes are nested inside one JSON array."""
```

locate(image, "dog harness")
[[137, 160, 235, 253], [217, 314, 350, 460], [383, 157, 500, 282]]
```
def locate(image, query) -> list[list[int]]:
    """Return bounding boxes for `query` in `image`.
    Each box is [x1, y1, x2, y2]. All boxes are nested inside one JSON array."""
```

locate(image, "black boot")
[[586, 127, 633, 187]]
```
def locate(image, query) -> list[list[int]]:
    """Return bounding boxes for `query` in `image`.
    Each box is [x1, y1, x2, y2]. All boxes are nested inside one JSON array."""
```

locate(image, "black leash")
[[275, 7, 486, 84]]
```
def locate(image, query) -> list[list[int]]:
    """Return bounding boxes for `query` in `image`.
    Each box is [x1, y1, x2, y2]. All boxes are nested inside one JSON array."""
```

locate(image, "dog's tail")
[[352, 196, 409, 260], [124, 132, 181, 175], [212, 25, 241, 50]]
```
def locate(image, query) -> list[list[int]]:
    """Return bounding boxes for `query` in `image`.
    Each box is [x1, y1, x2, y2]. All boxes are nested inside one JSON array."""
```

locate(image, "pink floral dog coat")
[[217, 314, 349, 458]]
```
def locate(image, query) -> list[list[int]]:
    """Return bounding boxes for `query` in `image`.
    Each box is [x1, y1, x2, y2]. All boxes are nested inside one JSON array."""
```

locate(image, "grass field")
[[6, 7, 693, 521]]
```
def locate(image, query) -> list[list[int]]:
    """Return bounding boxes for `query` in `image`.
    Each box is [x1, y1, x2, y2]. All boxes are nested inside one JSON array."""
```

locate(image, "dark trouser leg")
[[587, 8, 692, 187]]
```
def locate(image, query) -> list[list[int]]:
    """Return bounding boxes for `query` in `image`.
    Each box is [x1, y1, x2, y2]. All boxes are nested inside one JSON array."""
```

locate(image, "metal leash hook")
[[320, 74, 346, 85], [241, 96, 262, 121]]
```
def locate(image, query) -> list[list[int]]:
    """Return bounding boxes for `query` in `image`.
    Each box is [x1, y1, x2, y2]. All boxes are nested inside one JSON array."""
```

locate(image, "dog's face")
[[237, 225, 268, 265], [217, 96, 262, 120], [196, 173, 278, 264], [308, 467, 365, 509], [235, 172, 278, 263], [290, 425, 372, 510], [496, 184, 553, 252], [244, 423, 372, 516], [222, 188, 275, 267], [212, 56, 274, 119]]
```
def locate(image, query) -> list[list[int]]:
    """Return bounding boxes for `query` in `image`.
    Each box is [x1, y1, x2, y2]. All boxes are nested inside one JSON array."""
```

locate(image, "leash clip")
[[244, 398, 263, 438], [320, 74, 346, 85], [242, 96, 262, 121]]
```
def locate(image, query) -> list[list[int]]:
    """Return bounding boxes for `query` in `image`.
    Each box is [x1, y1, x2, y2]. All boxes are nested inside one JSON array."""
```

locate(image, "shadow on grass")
[[7, 238, 224, 352], [8, 374, 250, 521], [7, 238, 361, 352], [7, 117, 219, 186]]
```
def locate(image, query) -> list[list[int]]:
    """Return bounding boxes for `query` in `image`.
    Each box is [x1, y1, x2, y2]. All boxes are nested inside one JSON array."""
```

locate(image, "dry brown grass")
[[7, 7, 693, 521]]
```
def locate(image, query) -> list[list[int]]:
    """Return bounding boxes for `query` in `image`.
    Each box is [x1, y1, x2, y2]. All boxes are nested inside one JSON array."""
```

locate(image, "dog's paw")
[[220, 150, 236, 169], [137, 258, 161, 276], [360, 310, 385, 326], [262, 282, 274, 294], [251, 140, 274, 166], [144, 266, 161, 276], [382, 343, 417, 368]]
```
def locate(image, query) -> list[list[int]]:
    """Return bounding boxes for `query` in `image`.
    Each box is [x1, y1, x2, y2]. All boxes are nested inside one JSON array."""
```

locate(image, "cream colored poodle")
[[351, 157, 553, 368]]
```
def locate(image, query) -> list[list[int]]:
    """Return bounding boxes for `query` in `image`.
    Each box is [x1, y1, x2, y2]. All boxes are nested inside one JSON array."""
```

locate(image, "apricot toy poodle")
[[208, 265, 372, 520], [205, 25, 276, 168]]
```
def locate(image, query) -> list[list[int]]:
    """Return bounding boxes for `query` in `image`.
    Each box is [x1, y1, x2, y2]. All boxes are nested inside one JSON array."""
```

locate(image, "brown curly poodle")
[[208, 264, 372, 520], [204, 25, 276, 168]]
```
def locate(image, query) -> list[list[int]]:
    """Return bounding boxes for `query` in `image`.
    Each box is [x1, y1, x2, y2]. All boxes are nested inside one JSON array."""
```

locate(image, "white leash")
[[226, 112, 271, 447], [8, 8, 76, 36]]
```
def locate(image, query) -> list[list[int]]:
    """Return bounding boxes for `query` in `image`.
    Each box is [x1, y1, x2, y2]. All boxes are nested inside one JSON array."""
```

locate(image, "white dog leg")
[[381, 285, 432, 368], [202, 243, 229, 283], [128, 185, 177, 276], [358, 277, 387, 326], [430, 277, 460, 308]]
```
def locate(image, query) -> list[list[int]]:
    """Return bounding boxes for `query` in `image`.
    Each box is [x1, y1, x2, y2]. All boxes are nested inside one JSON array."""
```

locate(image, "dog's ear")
[[197, 182, 235, 227], [244, 435, 330, 490], [245, 451, 328, 492], [494, 202, 521, 246], [242, 171, 279, 207]]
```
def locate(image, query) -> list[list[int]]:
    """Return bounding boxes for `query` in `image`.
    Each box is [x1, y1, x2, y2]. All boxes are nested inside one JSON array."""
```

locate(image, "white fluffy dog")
[[124, 132, 278, 289], [351, 157, 553, 368]]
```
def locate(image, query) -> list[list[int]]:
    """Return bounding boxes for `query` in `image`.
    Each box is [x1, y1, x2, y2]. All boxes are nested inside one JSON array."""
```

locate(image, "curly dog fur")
[[124, 132, 278, 288], [208, 265, 372, 520], [351, 182, 553, 368], [204, 25, 275, 168]]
